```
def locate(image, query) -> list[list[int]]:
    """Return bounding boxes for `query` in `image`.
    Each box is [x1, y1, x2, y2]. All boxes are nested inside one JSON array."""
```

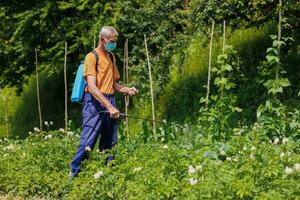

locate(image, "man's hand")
[[108, 106, 120, 119], [127, 87, 138, 96], [113, 82, 138, 96]]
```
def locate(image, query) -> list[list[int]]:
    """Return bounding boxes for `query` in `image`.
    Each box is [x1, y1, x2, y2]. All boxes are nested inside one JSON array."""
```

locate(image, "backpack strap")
[[91, 50, 114, 72], [108, 52, 114, 64], [91, 50, 99, 72]]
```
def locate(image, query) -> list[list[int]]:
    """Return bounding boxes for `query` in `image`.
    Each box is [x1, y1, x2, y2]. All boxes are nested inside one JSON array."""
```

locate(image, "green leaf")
[[266, 47, 278, 54], [214, 77, 228, 86], [270, 35, 277, 40], [266, 55, 279, 63], [279, 78, 291, 87], [273, 40, 285, 47], [217, 54, 228, 61], [290, 121, 298, 129], [269, 87, 282, 94], [233, 107, 242, 112], [224, 64, 233, 71]]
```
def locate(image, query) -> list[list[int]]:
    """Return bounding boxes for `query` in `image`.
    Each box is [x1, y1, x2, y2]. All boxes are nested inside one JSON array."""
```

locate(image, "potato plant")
[[0, 128, 299, 199]]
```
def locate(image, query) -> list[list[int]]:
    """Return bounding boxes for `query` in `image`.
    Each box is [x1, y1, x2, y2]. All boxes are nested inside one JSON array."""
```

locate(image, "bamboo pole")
[[123, 41, 126, 85], [35, 48, 43, 132], [221, 20, 226, 98], [125, 41, 129, 89], [222, 20, 226, 54], [205, 20, 215, 109], [123, 39, 130, 140], [144, 34, 157, 140], [0, 86, 8, 135], [275, 0, 282, 80], [64, 42, 68, 132]]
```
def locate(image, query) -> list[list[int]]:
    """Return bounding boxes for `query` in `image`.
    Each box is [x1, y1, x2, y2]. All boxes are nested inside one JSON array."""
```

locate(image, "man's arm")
[[113, 82, 138, 96], [86, 75, 119, 118]]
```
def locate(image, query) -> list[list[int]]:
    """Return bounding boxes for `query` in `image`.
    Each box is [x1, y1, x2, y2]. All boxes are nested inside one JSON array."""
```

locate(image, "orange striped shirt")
[[83, 48, 120, 94]]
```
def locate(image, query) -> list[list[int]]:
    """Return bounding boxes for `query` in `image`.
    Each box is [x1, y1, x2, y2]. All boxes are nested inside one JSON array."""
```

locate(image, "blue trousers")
[[70, 92, 118, 174]]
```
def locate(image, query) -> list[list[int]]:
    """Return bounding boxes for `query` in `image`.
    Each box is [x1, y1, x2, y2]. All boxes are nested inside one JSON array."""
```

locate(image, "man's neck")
[[97, 44, 109, 55]]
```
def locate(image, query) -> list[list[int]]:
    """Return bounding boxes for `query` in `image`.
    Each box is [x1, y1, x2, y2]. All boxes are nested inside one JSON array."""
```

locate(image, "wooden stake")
[[144, 35, 157, 140], [0, 86, 8, 135], [125, 40, 129, 88], [123, 39, 130, 140], [275, 0, 282, 80], [35, 48, 43, 131], [222, 20, 226, 54], [221, 20, 226, 98], [64, 42, 68, 132], [205, 20, 215, 108]]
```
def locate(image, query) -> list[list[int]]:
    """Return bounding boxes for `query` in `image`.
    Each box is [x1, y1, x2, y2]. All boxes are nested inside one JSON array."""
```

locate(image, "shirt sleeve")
[[83, 53, 97, 80], [112, 55, 120, 81]]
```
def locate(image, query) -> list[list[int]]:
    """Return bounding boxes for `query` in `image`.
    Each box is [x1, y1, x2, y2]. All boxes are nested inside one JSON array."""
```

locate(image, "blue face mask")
[[105, 42, 117, 52]]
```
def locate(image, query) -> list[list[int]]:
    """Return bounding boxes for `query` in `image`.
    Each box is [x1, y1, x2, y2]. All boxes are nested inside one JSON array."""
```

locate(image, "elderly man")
[[69, 26, 137, 178]]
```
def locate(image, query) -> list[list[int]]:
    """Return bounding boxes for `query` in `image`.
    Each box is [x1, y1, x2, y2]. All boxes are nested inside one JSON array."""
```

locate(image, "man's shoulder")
[[85, 51, 97, 61]]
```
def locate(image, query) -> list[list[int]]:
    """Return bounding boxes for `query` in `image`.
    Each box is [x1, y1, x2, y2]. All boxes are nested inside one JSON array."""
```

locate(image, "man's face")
[[102, 33, 118, 44]]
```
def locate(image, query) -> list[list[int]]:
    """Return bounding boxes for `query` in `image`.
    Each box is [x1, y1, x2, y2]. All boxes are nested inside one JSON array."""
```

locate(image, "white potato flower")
[[294, 163, 300, 171], [282, 137, 289, 144], [133, 167, 142, 173], [33, 127, 40, 132], [189, 178, 198, 186], [285, 167, 293, 175], [220, 149, 226, 155], [44, 135, 52, 140], [67, 131, 74, 137], [85, 146, 91, 152], [188, 165, 196, 174], [273, 138, 280, 145], [94, 171, 103, 179], [226, 157, 232, 161]]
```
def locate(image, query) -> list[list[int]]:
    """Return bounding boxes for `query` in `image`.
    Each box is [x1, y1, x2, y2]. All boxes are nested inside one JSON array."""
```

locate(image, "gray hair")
[[99, 26, 118, 38]]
